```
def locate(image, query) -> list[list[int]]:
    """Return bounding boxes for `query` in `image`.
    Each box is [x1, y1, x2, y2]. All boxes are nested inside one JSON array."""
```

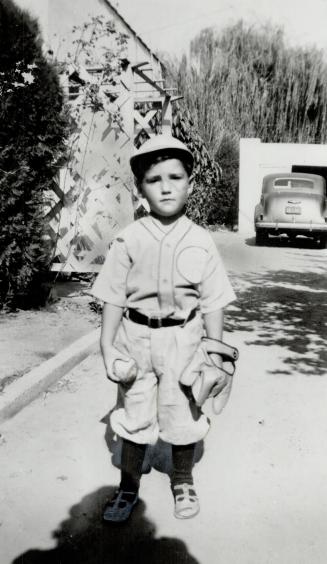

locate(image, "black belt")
[[126, 308, 196, 329]]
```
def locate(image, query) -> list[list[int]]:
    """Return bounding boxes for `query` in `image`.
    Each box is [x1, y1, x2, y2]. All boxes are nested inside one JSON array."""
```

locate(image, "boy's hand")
[[208, 352, 228, 397], [180, 338, 239, 410], [103, 346, 137, 385], [205, 341, 239, 414], [209, 352, 223, 371]]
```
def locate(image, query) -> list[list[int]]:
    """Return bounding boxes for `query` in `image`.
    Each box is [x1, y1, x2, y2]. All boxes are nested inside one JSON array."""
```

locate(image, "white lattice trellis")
[[49, 66, 134, 272], [48, 60, 177, 272]]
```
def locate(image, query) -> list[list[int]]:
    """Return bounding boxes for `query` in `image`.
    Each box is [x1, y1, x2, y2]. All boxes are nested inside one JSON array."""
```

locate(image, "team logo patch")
[[176, 246, 208, 284]]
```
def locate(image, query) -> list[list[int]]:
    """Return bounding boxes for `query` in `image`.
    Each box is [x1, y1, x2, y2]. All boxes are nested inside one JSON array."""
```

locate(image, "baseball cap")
[[130, 134, 194, 177]]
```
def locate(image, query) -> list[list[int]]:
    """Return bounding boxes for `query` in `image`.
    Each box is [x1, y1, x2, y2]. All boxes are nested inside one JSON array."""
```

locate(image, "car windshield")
[[274, 179, 314, 189]]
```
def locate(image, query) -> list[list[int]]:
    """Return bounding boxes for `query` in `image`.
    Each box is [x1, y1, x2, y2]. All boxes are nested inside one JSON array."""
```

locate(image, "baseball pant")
[[110, 313, 210, 445]]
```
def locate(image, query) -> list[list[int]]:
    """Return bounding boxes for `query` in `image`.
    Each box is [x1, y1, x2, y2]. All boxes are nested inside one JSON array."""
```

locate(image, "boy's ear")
[[135, 178, 143, 196]]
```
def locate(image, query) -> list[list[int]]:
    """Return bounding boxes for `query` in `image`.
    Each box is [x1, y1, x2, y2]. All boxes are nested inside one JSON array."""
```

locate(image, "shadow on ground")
[[225, 269, 327, 376], [12, 487, 199, 564]]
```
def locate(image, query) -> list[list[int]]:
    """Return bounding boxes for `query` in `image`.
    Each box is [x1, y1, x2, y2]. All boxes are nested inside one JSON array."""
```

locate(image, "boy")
[[91, 134, 236, 522]]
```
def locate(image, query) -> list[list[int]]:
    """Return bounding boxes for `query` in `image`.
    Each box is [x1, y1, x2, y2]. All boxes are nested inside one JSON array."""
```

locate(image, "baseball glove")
[[180, 337, 239, 414]]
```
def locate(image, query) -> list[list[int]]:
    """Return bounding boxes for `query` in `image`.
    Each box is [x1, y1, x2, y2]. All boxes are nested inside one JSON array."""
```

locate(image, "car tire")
[[255, 231, 268, 246]]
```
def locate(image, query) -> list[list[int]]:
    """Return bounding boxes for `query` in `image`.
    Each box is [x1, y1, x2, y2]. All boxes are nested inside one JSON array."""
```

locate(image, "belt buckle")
[[149, 315, 162, 329]]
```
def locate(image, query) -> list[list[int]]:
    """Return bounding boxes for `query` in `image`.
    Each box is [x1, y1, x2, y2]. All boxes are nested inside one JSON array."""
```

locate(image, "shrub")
[[172, 105, 222, 227], [0, 0, 69, 309]]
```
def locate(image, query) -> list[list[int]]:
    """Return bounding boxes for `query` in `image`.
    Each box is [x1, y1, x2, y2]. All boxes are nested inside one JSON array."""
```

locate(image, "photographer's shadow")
[[13, 397, 204, 564], [12, 486, 199, 564]]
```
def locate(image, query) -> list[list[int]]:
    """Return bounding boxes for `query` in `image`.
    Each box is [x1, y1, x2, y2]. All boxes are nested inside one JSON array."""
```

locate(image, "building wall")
[[239, 138, 327, 234], [15, 0, 162, 80], [15, 0, 167, 271]]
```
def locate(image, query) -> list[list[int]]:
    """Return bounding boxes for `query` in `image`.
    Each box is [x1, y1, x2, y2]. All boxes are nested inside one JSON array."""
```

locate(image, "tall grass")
[[164, 22, 327, 224], [172, 22, 327, 149]]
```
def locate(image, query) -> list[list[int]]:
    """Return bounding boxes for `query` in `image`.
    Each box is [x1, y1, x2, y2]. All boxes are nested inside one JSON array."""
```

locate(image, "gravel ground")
[[0, 279, 100, 391]]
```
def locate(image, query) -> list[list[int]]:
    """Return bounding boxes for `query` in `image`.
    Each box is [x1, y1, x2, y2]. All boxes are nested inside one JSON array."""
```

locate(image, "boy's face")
[[139, 158, 193, 218]]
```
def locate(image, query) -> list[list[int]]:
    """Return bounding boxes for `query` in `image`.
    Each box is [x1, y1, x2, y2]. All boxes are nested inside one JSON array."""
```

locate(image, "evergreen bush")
[[172, 106, 222, 227], [0, 0, 69, 309]]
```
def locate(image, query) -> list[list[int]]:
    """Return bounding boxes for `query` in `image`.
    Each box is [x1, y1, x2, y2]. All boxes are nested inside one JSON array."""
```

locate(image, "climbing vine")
[[49, 15, 130, 267]]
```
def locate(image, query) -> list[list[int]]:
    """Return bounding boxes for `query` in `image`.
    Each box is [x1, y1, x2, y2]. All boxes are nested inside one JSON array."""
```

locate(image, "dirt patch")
[[0, 279, 100, 390]]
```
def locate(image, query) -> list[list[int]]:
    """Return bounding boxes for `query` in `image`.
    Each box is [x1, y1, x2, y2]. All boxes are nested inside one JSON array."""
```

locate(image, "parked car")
[[254, 172, 327, 246]]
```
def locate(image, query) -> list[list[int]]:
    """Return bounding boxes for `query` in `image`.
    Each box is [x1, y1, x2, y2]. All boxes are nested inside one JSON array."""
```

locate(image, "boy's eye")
[[144, 173, 184, 183], [145, 176, 160, 183]]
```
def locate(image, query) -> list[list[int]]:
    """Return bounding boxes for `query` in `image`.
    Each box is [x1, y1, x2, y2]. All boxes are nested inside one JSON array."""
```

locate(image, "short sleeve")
[[199, 238, 236, 313], [91, 238, 130, 306]]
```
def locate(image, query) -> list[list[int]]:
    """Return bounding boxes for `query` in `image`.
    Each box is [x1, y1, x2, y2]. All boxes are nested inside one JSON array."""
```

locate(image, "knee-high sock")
[[171, 443, 196, 487], [120, 439, 147, 492]]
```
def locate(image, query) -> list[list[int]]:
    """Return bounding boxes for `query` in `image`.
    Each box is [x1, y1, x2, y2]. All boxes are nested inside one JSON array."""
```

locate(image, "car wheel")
[[255, 231, 268, 246]]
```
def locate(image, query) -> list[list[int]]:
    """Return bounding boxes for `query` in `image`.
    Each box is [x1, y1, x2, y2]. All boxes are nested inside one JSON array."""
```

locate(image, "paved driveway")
[[1, 233, 326, 564]]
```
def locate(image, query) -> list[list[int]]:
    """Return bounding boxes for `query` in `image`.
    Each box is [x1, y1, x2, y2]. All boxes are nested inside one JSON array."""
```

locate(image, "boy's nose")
[[161, 180, 172, 193]]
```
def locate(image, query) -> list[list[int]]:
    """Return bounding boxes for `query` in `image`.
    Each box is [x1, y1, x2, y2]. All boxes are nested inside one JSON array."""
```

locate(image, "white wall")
[[13, 0, 165, 271], [15, 0, 162, 80], [239, 138, 327, 234]]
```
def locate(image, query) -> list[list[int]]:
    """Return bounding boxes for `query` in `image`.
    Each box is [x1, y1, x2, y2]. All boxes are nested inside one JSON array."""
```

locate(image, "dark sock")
[[119, 439, 147, 493], [171, 443, 196, 488]]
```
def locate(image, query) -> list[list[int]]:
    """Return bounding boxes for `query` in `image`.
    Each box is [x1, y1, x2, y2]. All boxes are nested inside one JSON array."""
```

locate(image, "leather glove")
[[180, 337, 239, 414]]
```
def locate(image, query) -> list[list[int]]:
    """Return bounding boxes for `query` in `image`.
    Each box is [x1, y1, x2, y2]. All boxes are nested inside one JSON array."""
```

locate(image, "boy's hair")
[[130, 134, 194, 182], [133, 151, 193, 183]]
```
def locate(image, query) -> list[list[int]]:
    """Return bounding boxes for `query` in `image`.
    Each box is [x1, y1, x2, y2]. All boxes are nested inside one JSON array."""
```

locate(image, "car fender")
[[254, 203, 263, 221]]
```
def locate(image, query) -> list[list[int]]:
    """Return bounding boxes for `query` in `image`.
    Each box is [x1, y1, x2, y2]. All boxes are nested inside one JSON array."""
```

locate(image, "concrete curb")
[[0, 327, 101, 424]]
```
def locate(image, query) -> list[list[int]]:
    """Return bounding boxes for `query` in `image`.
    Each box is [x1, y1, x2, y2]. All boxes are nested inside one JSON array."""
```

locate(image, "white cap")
[[130, 134, 193, 177]]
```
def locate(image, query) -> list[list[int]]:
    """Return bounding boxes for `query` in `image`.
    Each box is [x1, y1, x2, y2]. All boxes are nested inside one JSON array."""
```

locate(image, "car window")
[[274, 179, 314, 189]]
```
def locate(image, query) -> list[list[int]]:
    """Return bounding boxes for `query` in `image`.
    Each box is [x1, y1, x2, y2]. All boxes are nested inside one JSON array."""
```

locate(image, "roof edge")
[[103, 0, 165, 69]]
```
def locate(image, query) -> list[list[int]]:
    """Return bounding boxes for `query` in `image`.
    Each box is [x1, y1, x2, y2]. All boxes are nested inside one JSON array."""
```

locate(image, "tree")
[[164, 22, 327, 226], [0, 0, 70, 309]]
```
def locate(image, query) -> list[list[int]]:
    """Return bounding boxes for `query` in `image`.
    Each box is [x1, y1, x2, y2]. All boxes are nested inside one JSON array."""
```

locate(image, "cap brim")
[[130, 147, 193, 177]]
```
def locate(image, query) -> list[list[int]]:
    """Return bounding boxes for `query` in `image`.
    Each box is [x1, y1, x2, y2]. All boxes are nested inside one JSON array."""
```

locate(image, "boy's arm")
[[203, 308, 224, 340], [203, 308, 224, 368], [100, 303, 125, 379]]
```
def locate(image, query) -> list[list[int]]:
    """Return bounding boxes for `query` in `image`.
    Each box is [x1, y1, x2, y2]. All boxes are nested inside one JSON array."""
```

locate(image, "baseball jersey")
[[91, 215, 235, 319]]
